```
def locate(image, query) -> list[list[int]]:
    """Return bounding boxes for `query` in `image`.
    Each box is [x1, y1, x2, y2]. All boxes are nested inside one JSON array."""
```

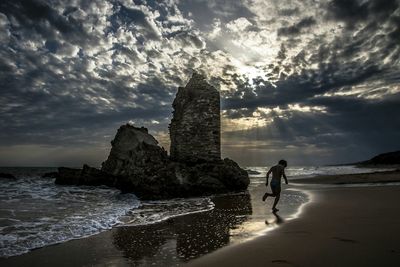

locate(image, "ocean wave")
[[120, 197, 215, 226], [246, 165, 395, 179], [0, 175, 214, 258]]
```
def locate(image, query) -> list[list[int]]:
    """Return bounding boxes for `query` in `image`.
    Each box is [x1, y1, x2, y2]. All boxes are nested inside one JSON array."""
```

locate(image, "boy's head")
[[278, 159, 287, 167]]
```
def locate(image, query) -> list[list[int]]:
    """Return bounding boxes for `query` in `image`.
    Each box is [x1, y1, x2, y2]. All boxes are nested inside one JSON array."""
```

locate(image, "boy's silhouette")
[[262, 160, 288, 212]]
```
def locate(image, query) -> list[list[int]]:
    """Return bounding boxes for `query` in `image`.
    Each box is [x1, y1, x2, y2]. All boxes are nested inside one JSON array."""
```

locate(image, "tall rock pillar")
[[169, 73, 221, 163]]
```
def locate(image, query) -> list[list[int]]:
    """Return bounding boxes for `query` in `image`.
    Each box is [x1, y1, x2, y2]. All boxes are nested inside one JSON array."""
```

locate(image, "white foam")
[[121, 197, 215, 226], [0, 174, 215, 258], [246, 165, 396, 179]]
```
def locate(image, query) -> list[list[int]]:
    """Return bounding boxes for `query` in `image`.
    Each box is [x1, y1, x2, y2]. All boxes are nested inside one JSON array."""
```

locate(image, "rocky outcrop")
[[101, 125, 169, 178], [0, 173, 16, 179], [41, 172, 59, 179], [54, 73, 249, 200], [169, 73, 220, 163], [97, 123, 248, 199], [55, 167, 82, 185], [100, 124, 179, 197], [55, 165, 117, 186]]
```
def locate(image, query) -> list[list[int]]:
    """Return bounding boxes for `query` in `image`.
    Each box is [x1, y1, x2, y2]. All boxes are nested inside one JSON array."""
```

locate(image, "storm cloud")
[[0, 0, 399, 166]]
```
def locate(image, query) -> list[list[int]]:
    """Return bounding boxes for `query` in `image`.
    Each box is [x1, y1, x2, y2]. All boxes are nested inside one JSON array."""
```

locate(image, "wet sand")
[[186, 185, 400, 267], [294, 169, 400, 184]]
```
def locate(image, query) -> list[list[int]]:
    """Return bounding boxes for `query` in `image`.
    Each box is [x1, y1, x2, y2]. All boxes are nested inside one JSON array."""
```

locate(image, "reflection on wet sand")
[[265, 212, 285, 226], [113, 193, 252, 265]]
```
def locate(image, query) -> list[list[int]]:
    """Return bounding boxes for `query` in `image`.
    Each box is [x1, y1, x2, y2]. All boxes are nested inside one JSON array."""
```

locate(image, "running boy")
[[262, 160, 288, 212]]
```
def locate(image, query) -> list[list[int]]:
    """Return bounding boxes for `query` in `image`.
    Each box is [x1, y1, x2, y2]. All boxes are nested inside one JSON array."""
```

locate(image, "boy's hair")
[[278, 159, 287, 167]]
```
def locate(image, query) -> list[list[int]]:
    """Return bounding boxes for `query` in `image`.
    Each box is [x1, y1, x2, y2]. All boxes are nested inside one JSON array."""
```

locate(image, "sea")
[[0, 165, 394, 258]]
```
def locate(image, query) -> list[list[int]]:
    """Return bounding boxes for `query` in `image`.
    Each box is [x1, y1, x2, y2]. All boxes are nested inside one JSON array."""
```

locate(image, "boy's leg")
[[263, 183, 277, 201], [272, 193, 280, 211], [262, 192, 270, 201], [272, 187, 281, 211]]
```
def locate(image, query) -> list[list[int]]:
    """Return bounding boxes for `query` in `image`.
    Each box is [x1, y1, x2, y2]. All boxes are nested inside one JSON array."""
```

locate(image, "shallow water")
[[0, 168, 214, 258]]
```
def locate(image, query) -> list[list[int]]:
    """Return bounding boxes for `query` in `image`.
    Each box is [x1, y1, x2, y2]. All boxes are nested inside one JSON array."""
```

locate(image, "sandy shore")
[[293, 169, 400, 185], [186, 185, 400, 267]]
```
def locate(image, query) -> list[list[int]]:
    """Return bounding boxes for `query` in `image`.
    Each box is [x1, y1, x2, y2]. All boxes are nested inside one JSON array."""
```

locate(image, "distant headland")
[[355, 150, 400, 166]]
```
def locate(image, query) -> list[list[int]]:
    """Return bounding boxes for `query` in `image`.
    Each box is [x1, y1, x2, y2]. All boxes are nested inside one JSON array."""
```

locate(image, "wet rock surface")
[[54, 73, 249, 200], [55, 167, 82, 185], [41, 172, 59, 179], [0, 172, 16, 179]]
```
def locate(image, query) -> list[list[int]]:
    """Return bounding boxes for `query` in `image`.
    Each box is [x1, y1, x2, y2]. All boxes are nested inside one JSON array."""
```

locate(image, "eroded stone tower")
[[169, 73, 221, 163]]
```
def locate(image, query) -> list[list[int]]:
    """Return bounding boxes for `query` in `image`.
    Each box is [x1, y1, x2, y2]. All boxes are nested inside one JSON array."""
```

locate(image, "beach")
[[187, 172, 400, 267], [1, 168, 400, 266]]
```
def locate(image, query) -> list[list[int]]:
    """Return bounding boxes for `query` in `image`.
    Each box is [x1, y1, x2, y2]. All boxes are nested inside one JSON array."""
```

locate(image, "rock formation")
[[356, 150, 400, 166], [55, 73, 249, 200], [41, 172, 59, 179], [169, 73, 220, 163], [0, 172, 16, 179], [101, 125, 169, 178], [55, 165, 117, 187]]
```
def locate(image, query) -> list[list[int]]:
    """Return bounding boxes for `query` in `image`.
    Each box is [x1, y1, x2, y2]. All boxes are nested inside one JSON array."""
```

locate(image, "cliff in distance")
[[356, 150, 400, 166]]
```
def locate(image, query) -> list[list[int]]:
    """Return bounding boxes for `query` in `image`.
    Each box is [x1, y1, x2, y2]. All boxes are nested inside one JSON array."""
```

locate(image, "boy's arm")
[[283, 171, 288, 184], [266, 168, 272, 186]]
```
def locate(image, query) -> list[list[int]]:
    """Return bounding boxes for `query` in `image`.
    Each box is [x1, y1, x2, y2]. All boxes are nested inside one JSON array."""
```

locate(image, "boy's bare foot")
[[272, 208, 279, 213], [262, 193, 268, 201]]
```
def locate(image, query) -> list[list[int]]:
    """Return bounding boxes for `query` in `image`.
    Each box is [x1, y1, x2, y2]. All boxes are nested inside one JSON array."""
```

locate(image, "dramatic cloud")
[[0, 0, 399, 166]]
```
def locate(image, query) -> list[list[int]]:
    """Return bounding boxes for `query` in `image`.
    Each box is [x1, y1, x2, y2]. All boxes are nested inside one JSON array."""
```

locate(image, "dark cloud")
[[327, 0, 399, 26], [0, 0, 399, 166], [0, 0, 91, 45], [277, 16, 316, 36], [109, 4, 161, 40]]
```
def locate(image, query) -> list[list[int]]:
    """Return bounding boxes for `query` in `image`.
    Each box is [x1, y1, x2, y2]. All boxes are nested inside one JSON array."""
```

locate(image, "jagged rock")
[[55, 167, 81, 185], [216, 158, 250, 190], [55, 165, 116, 186], [80, 164, 117, 186], [0, 172, 16, 179], [169, 72, 220, 163], [102, 124, 169, 177], [42, 172, 59, 179], [99, 124, 180, 198], [179, 158, 249, 193]]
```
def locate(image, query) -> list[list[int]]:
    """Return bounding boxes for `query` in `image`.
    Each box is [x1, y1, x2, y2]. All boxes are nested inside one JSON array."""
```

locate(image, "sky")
[[0, 0, 399, 167]]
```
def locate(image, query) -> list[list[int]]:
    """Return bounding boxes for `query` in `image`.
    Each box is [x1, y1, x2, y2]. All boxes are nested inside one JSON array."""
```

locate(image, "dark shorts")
[[270, 180, 281, 193]]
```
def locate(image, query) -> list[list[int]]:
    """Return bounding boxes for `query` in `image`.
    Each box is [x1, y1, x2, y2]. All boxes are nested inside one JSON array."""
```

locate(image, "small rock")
[[41, 172, 59, 179], [0, 172, 16, 179], [55, 167, 81, 185]]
